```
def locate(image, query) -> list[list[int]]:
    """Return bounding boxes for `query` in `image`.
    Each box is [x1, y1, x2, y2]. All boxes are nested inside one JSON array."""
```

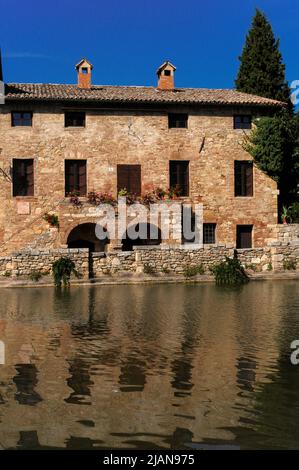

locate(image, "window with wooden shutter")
[[237, 225, 253, 249], [234, 161, 253, 197], [169, 160, 189, 196], [117, 165, 141, 196], [65, 160, 87, 196], [13, 159, 34, 196]]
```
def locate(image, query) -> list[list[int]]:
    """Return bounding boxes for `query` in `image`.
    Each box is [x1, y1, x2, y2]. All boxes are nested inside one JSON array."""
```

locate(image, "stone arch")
[[122, 223, 162, 251], [66, 223, 109, 252]]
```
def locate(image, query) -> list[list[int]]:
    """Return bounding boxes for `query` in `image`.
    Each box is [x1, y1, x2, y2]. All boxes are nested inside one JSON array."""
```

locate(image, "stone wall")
[[1, 242, 299, 283], [0, 248, 89, 279], [267, 224, 299, 244]]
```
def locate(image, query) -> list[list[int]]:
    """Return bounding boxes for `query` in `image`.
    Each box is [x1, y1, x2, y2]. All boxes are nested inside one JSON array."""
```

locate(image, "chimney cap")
[[75, 58, 93, 71], [156, 60, 176, 76]]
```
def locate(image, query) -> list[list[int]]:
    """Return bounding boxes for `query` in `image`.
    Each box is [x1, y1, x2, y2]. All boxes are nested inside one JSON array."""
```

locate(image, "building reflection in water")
[[0, 282, 298, 449], [13, 364, 42, 406]]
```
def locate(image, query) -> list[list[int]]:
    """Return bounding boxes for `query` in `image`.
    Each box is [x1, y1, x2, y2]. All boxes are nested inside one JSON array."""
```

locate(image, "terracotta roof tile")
[[4, 83, 285, 107]]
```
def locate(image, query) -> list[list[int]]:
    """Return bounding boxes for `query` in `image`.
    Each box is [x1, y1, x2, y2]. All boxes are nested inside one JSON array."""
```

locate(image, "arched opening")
[[67, 223, 109, 252], [122, 223, 161, 251]]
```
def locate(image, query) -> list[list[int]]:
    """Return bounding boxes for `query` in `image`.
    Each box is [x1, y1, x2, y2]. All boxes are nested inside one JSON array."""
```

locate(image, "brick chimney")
[[75, 58, 93, 89], [157, 61, 176, 90]]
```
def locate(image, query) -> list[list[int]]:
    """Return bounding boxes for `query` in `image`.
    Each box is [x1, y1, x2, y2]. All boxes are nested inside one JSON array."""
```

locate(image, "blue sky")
[[0, 0, 298, 89]]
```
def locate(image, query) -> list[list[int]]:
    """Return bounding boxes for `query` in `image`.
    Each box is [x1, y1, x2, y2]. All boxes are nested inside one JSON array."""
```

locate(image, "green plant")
[[167, 185, 182, 199], [245, 263, 258, 272], [29, 270, 43, 282], [161, 266, 170, 274], [3, 271, 11, 277], [143, 263, 156, 275], [183, 264, 205, 277], [43, 212, 59, 228], [267, 262, 273, 271], [211, 252, 249, 286], [52, 257, 81, 287], [281, 205, 289, 224], [69, 191, 82, 207], [283, 259, 297, 271], [87, 191, 117, 206], [118, 188, 137, 205], [288, 202, 299, 223]]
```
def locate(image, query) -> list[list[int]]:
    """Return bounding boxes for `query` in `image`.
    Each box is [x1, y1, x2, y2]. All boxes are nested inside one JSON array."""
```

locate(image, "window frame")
[[117, 164, 142, 196], [65, 159, 87, 196], [64, 111, 86, 128], [12, 158, 34, 197], [168, 113, 188, 129], [11, 111, 33, 127], [169, 160, 189, 197], [203, 223, 216, 244], [236, 225, 253, 249], [234, 160, 253, 197], [233, 115, 252, 130]]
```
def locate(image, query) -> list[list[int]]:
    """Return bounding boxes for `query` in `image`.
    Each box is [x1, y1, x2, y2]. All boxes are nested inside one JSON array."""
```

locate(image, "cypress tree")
[[236, 9, 290, 104]]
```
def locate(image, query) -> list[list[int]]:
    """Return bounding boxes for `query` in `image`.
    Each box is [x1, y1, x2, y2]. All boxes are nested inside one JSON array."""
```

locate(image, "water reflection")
[[0, 282, 298, 449]]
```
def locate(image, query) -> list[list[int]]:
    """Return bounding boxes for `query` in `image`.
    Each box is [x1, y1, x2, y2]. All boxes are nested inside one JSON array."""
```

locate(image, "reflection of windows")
[[11, 112, 32, 126], [13, 159, 34, 196], [168, 113, 188, 128], [203, 223, 216, 244], [234, 161, 253, 197], [65, 160, 87, 196], [169, 160, 189, 196], [234, 115, 252, 129]]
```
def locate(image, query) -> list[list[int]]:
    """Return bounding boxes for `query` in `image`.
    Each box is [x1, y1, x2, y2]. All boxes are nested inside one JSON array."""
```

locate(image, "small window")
[[65, 160, 87, 196], [169, 160, 189, 196], [65, 112, 86, 127], [13, 159, 34, 196], [234, 115, 252, 129], [235, 161, 253, 197], [237, 225, 253, 249], [203, 223, 216, 244], [168, 113, 188, 129], [11, 112, 32, 127], [81, 67, 88, 74], [164, 70, 171, 76]]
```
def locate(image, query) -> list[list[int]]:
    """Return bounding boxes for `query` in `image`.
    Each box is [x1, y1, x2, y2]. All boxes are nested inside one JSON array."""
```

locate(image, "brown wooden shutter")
[[234, 161, 242, 196], [128, 165, 141, 195], [245, 162, 253, 196], [78, 161, 87, 196], [26, 160, 34, 196], [117, 165, 129, 193]]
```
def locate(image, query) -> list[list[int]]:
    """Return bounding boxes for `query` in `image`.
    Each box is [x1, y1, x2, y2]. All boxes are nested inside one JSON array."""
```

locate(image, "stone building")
[[0, 58, 285, 255]]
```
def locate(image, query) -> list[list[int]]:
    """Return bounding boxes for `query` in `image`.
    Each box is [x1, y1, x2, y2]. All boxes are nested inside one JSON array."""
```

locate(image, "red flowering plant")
[[87, 191, 117, 206], [167, 185, 182, 199], [118, 188, 138, 205], [43, 213, 59, 229], [68, 191, 82, 207]]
